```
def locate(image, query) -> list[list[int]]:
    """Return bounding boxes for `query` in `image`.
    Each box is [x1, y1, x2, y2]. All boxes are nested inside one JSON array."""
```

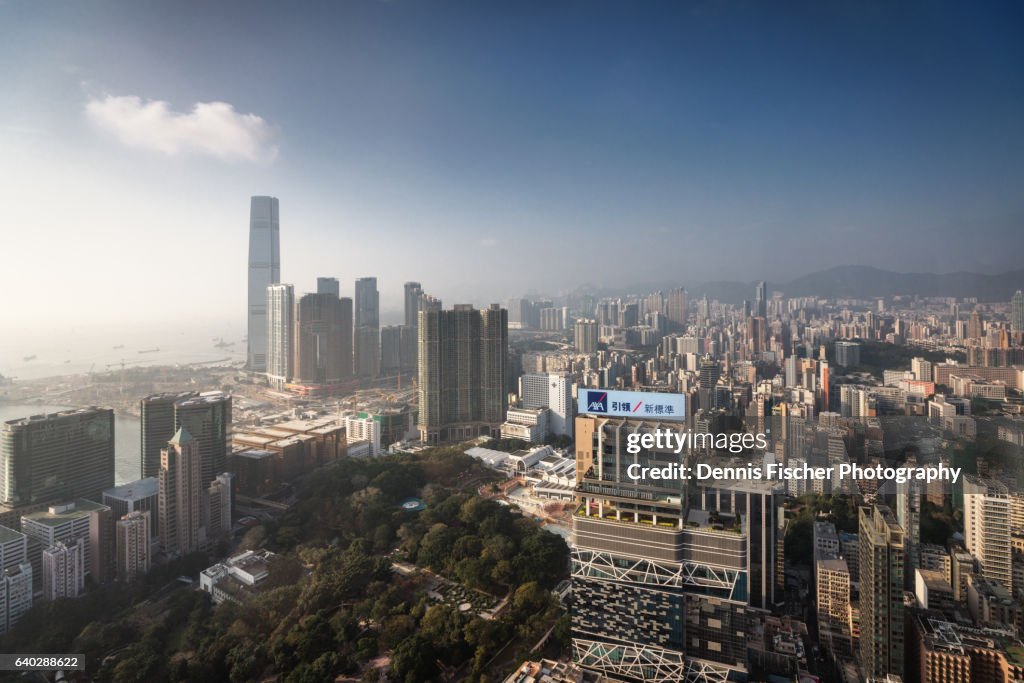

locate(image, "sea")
[[0, 321, 247, 382]]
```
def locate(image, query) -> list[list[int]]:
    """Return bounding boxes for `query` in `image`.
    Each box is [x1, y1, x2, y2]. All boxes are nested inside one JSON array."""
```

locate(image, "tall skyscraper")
[[1012, 290, 1024, 334], [316, 277, 339, 297], [418, 304, 508, 444], [355, 325, 381, 378], [140, 392, 198, 479], [103, 478, 158, 541], [666, 287, 688, 332], [294, 292, 353, 384], [574, 319, 598, 354], [115, 510, 150, 582], [755, 280, 767, 319], [404, 282, 423, 328], [963, 476, 1012, 595], [173, 393, 232, 488], [354, 276, 379, 329], [247, 196, 281, 372], [859, 504, 905, 679], [266, 283, 295, 391], [158, 428, 204, 557], [1, 408, 115, 506], [968, 310, 983, 340]]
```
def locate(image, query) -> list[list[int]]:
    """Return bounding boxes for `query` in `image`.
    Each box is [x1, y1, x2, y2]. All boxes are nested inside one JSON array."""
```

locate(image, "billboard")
[[577, 388, 686, 420]]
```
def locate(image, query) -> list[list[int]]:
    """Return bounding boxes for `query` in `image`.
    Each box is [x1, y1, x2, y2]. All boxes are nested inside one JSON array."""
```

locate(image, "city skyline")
[[2, 1, 1024, 329]]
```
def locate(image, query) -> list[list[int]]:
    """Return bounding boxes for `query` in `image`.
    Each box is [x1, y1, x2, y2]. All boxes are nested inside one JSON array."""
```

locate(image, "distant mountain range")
[[578, 266, 1024, 303]]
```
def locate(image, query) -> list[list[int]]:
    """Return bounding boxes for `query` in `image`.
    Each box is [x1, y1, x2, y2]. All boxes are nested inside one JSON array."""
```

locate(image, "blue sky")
[[1, 0, 1022, 327]]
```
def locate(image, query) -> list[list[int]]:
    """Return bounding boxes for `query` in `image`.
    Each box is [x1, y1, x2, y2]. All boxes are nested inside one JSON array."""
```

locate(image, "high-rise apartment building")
[[355, 325, 381, 378], [911, 357, 933, 383], [666, 287, 688, 332], [520, 373, 574, 437], [574, 319, 598, 354], [0, 562, 32, 634], [417, 304, 507, 444], [159, 428, 204, 557], [1012, 290, 1024, 334], [103, 477, 159, 541], [266, 283, 295, 390], [835, 341, 861, 368], [404, 282, 423, 328], [859, 504, 905, 679], [963, 476, 1012, 595], [294, 293, 354, 386], [0, 408, 115, 506], [115, 510, 150, 582], [42, 539, 85, 601], [968, 310, 984, 340], [247, 196, 281, 372], [21, 499, 113, 583]]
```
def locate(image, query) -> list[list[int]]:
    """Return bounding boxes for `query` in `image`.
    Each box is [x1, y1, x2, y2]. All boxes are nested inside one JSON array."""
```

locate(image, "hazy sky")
[[2, 0, 1023, 329]]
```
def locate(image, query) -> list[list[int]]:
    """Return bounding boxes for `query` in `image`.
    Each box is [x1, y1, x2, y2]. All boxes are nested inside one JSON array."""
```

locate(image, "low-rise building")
[[199, 549, 276, 605]]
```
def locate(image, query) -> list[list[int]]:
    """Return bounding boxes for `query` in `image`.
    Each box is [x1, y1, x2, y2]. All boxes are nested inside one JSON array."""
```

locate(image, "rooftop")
[[23, 499, 109, 526], [103, 477, 158, 502]]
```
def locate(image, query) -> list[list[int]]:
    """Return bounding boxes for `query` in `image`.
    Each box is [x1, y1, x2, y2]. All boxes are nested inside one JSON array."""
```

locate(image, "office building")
[[141, 392, 230, 486], [835, 341, 861, 368], [666, 287, 688, 332], [0, 562, 31, 634], [418, 304, 507, 444], [103, 477, 158, 541], [294, 292, 354, 386], [21, 498, 113, 584], [115, 510, 150, 582], [1, 408, 115, 506], [315, 277, 339, 297], [574, 319, 598, 354], [963, 476, 1012, 595], [520, 372, 574, 437], [173, 392, 232, 488], [968, 311, 984, 340], [247, 196, 281, 372], [42, 539, 85, 601], [859, 504, 905, 680], [572, 415, 753, 682], [158, 428, 204, 557], [354, 276, 379, 329], [266, 283, 295, 390], [140, 392, 198, 479]]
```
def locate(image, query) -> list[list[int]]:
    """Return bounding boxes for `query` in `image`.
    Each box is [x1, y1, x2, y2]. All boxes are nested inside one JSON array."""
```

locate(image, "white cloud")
[[84, 94, 278, 162]]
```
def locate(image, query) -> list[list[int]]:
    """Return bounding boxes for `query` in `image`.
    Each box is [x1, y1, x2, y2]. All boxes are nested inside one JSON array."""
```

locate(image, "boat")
[[112, 344, 124, 350], [138, 348, 160, 354], [22, 355, 36, 362]]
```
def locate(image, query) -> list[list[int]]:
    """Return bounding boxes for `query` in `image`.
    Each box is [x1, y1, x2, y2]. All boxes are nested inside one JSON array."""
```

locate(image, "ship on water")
[[138, 348, 160, 354]]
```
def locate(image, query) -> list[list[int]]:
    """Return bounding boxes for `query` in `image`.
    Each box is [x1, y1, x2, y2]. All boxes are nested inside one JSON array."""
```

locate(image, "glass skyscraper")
[[247, 196, 281, 372]]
